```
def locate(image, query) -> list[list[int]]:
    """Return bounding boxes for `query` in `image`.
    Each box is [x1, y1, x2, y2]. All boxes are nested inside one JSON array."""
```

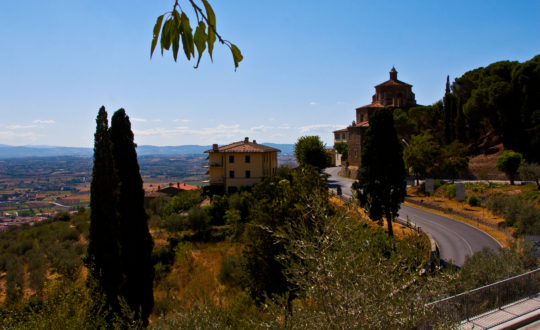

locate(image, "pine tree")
[[352, 109, 406, 246], [86, 106, 123, 318], [109, 109, 154, 325]]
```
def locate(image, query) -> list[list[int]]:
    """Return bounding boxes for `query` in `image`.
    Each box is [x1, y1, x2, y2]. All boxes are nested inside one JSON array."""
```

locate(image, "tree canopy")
[[294, 136, 330, 170], [403, 130, 439, 184], [496, 150, 523, 185], [454, 55, 540, 161], [519, 162, 540, 190]]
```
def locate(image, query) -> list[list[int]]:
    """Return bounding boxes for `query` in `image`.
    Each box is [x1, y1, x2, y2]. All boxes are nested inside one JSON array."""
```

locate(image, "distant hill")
[[0, 144, 93, 158], [0, 143, 295, 158]]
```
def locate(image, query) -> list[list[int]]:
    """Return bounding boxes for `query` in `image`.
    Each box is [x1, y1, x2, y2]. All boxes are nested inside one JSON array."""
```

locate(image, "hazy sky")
[[1, 0, 539, 147]]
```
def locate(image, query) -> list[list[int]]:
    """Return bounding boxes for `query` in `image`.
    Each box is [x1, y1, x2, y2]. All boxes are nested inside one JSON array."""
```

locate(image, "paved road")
[[325, 167, 502, 267]]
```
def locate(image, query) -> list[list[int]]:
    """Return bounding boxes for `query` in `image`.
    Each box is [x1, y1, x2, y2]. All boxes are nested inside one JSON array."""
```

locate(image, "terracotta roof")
[[333, 127, 349, 133], [356, 102, 388, 110], [205, 138, 281, 153], [348, 121, 370, 128], [375, 79, 412, 88], [178, 183, 198, 191]]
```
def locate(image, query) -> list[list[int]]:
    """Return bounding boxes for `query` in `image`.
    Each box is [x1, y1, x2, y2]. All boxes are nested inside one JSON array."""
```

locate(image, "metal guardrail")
[[426, 268, 540, 323]]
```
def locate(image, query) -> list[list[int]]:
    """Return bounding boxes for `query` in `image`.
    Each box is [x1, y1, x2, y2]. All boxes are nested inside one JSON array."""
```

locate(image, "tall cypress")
[[109, 109, 154, 325], [353, 109, 406, 247], [443, 75, 457, 144], [87, 106, 123, 317]]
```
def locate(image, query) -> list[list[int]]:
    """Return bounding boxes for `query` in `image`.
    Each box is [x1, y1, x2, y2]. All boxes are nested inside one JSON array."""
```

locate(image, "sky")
[[0, 0, 539, 148]]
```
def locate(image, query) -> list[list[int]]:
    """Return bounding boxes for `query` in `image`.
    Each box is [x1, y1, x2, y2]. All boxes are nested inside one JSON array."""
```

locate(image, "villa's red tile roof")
[[205, 138, 280, 153], [333, 127, 349, 133]]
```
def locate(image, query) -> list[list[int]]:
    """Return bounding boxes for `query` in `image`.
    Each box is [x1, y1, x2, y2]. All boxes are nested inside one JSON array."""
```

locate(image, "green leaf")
[[180, 12, 194, 60], [201, 0, 216, 60], [151, 15, 164, 58], [230, 44, 243, 70], [193, 21, 207, 68], [172, 33, 180, 62], [171, 11, 181, 61], [160, 19, 173, 54]]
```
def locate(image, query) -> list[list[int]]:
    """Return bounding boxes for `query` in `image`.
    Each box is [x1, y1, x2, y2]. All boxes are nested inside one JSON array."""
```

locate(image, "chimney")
[[244, 137, 249, 143], [212, 143, 218, 151], [158, 185, 161, 191], [177, 182, 180, 188], [253, 140, 257, 144]]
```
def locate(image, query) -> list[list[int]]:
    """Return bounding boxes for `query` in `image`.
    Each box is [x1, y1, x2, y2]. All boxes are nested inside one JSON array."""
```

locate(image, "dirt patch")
[[468, 144, 506, 180]]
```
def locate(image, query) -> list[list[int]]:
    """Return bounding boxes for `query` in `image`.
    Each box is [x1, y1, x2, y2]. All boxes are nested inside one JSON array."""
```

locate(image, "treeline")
[[390, 54, 540, 181], [452, 55, 540, 162]]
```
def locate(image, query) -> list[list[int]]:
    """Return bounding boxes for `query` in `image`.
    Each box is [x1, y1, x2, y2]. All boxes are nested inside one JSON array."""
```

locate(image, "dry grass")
[[154, 241, 243, 310], [329, 197, 419, 239]]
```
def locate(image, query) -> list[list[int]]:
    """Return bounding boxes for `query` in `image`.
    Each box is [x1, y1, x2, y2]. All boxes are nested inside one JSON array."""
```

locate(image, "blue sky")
[[0, 0, 538, 147]]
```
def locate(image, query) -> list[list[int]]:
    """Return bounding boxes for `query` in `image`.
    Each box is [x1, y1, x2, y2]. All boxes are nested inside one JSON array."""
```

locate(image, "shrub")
[[466, 195, 480, 207], [162, 191, 201, 216], [218, 255, 245, 287], [487, 194, 540, 234], [517, 202, 540, 235], [487, 194, 506, 215], [458, 247, 537, 291], [160, 214, 188, 232], [187, 206, 210, 233], [444, 184, 456, 199]]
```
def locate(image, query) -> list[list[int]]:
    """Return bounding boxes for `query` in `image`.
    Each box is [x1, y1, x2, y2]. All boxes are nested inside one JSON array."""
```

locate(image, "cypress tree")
[[109, 109, 154, 325], [353, 109, 406, 247], [87, 106, 123, 318], [443, 75, 457, 144]]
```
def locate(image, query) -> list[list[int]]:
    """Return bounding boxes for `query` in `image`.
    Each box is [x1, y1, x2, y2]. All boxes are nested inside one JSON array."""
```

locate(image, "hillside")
[[0, 143, 296, 159]]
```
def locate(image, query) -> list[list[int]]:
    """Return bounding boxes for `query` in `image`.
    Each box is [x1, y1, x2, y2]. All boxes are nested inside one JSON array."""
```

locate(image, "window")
[[229, 155, 234, 163], [245, 170, 251, 178], [229, 170, 235, 178], [245, 155, 250, 163]]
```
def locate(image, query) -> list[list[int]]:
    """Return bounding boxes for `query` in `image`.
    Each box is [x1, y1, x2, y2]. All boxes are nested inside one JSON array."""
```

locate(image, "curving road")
[[325, 167, 501, 266]]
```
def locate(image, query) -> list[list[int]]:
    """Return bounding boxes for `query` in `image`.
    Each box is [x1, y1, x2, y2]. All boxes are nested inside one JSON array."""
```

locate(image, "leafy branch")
[[151, 0, 243, 70]]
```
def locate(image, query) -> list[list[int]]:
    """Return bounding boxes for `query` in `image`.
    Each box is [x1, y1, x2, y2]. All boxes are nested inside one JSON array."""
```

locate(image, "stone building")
[[204, 137, 280, 194], [334, 67, 417, 169]]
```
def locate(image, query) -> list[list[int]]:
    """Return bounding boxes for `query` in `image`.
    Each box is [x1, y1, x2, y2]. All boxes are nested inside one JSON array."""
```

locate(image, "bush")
[[187, 206, 210, 233], [160, 214, 188, 232], [487, 194, 540, 234], [487, 194, 506, 215], [218, 255, 245, 287], [466, 195, 480, 207], [162, 191, 201, 216], [444, 184, 456, 199], [517, 202, 540, 235], [458, 247, 538, 292]]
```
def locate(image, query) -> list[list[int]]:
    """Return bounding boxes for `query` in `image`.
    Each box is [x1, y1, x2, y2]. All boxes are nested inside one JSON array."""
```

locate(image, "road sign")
[[456, 183, 465, 202], [425, 179, 434, 193]]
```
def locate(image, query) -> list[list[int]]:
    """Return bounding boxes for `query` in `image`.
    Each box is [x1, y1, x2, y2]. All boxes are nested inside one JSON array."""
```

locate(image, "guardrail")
[[426, 268, 540, 323]]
